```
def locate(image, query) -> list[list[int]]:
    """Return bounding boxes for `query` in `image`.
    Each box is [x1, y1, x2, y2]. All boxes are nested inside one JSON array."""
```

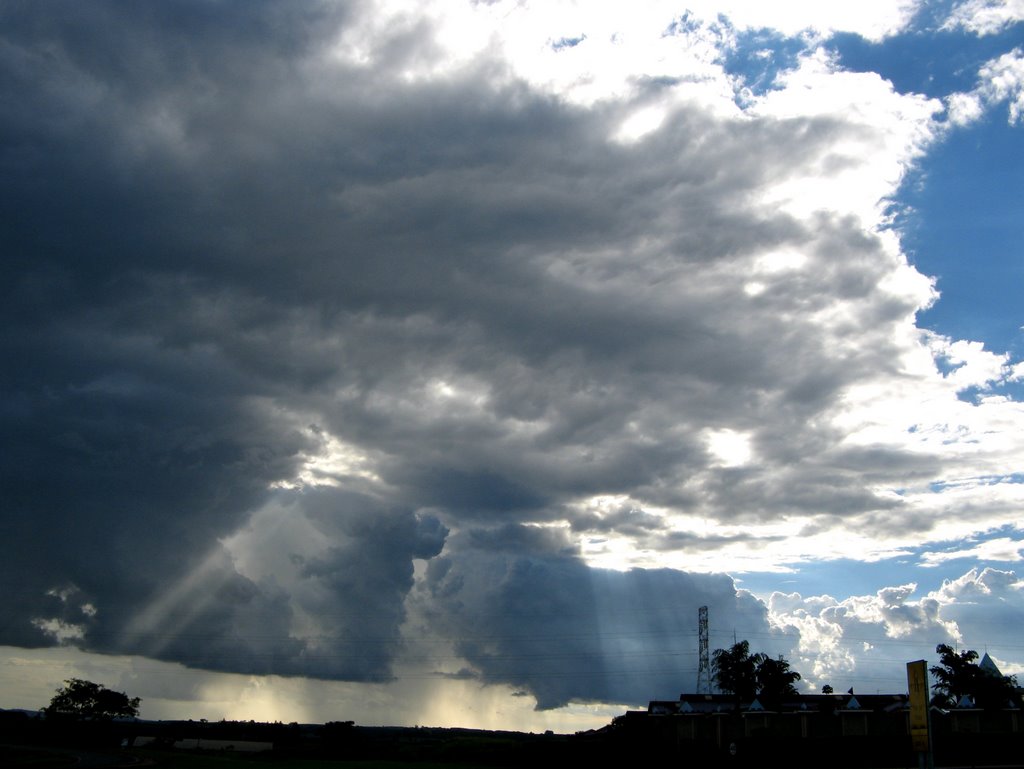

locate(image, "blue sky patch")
[[740, 526, 1024, 604], [898, 116, 1024, 362], [551, 34, 586, 51], [721, 28, 807, 96], [827, 20, 1024, 382], [828, 28, 1018, 100]]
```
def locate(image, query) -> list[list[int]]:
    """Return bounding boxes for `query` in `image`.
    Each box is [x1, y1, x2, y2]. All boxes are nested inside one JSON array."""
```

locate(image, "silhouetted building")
[[611, 690, 1023, 768]]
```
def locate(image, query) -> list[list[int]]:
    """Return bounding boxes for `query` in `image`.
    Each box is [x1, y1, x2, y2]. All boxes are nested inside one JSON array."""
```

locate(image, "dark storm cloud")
[[0, 0, 945, 692], [420, 526, 776, 709], [569, 504, 667, 535], [283, 488, 448, 680], [0, 0, 415, 675], [22, 487, 449, 682]]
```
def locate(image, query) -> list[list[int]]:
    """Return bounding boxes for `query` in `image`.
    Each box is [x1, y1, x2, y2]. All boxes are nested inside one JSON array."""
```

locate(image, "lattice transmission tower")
[[697, 605, 711, 694]]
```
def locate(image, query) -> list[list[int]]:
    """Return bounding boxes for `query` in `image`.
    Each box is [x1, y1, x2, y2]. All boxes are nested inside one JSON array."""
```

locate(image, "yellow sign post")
[[907, 659, 932, 768]]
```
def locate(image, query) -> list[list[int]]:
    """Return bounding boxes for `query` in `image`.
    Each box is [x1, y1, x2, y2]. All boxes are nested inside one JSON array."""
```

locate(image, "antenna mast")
[[697, 605, 711, 694]]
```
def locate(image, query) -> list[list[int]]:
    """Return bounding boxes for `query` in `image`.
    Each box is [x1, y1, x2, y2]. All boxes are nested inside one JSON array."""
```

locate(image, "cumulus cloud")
[[921, 536, 1024, 566], [929, 567, 1024, 647], [768, 567, 1024, 691], [942, 0, 1024, 35], [946, 48, 1024, 126], [684, 0, 922, 42], [925, 335, 1019, 391]]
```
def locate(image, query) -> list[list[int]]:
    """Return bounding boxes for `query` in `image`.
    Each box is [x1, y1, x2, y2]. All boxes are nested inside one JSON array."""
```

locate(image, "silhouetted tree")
[[756, 655, 802, 704], [713, 641, 764, 702], [43, 679, 140, 720], [930, 645, 978, 707], [930, 644, 1018, 709], [822, 684, 834, 694], [713, 641, 803, 706]]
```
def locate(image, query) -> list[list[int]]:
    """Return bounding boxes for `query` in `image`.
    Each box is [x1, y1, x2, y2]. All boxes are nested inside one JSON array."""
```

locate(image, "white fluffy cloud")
[[768, 567, 1024, 692], [921, 537, 1024, 566], [947, 48, 1024, 126], [943, 0, 1024, 35]]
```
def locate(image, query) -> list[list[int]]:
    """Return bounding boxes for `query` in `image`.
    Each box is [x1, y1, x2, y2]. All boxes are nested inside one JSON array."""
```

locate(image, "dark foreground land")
[[4, 708, 1024, 769], [2, 714, 601, 769]]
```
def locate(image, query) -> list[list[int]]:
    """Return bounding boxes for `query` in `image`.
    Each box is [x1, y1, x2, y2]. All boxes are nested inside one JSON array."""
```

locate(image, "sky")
[[1, 0, 1023, 733]]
